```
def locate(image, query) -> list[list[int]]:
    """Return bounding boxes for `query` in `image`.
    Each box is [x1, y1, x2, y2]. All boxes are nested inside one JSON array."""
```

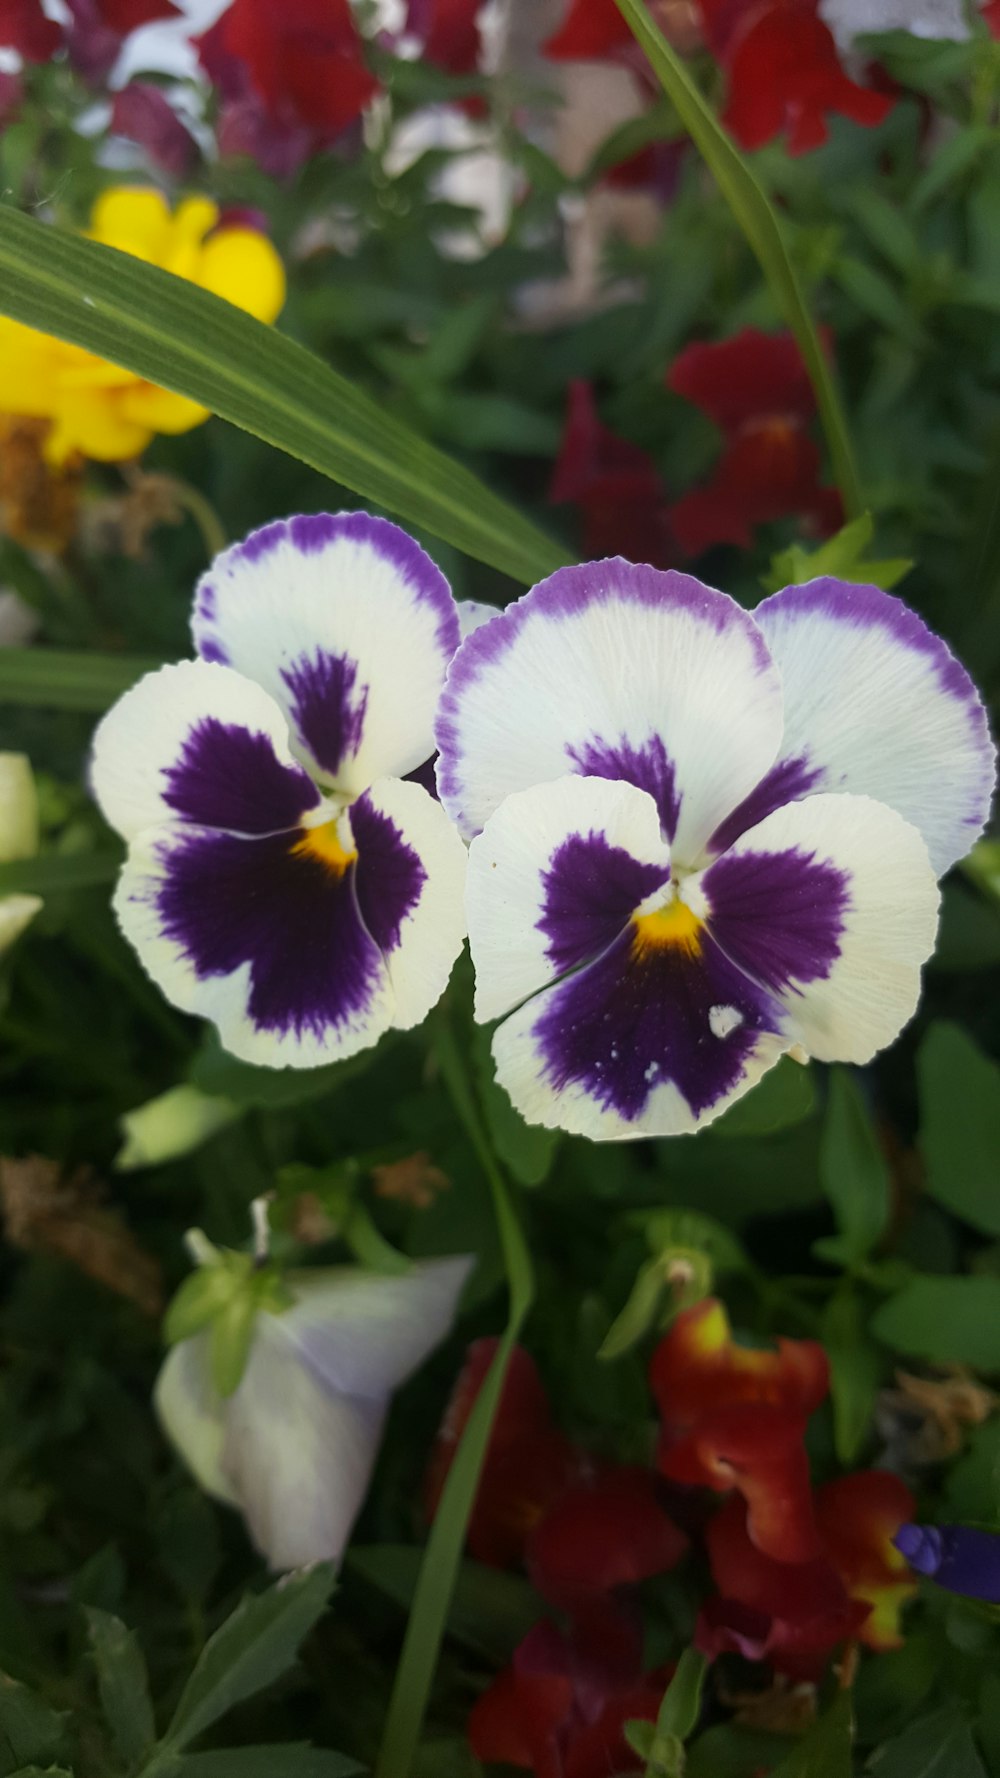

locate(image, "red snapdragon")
[[549, 381, 677, 569]]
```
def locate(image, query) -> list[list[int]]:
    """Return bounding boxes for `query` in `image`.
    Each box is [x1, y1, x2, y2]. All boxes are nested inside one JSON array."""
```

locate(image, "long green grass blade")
[[0, 205, 567, 586], [0, 647, 160, 711], [613, 0, 863, 518], [374, 1014, 535, 1778]]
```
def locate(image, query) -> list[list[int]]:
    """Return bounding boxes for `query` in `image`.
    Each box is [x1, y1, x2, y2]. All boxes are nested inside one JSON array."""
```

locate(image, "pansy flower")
[[437, 560, 992, 1139], [667, 328, 841, 555], [469, 1602, 667, 1778], [91, 513, 468, 1067], [651, 1298, 828, 1561], [158, 1251, 471, 1570]]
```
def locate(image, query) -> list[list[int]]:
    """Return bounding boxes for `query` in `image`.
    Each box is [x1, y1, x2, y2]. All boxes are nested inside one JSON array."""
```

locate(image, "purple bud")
[[893, 1522, 1000, 1602]]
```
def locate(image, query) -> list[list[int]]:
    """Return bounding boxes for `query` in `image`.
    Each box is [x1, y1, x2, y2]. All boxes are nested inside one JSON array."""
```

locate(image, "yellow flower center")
[[291, 820, 357, 876], [632, 894, 703, 956]]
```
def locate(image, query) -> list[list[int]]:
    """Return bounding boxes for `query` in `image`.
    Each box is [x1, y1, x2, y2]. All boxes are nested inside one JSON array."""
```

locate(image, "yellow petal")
[[117, 384, 210, 436], [88, 186, 172, 263], [196, 228, 286, 324], [45, 392, 152, 463]]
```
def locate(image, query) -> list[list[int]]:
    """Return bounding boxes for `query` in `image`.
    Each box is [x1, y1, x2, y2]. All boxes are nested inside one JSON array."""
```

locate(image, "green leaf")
[[350, 1545, 542, 1664], [763, 513, 911, 596], [0, 1676, 69, 1777], [173, 1750, 363, 1778], [686, 1726, 792, 1778], [6, 1769, 74, 1777], [872, 1277, 1000, 1369], [817, 1069, 891, 1264], [189, 1031, 382, 1109], [160, 1566, 336, 1754], [917, 1024, 1000, 1236], [822, 1287, 882, 1465], [0, 851, 121, 897], [0, 647, 159, 712], [473, 1029, 560, 1187], [612, 0, 862, 517], [868, 1708, 987, 1778], [768, 1693, 852, 1777], [652, 1648, 706, 1745], [374, 1015, 535, 1778], [710, 1057, 816, 1137], [86, 1609, 156, 1768], [0, 205, 566, 587]]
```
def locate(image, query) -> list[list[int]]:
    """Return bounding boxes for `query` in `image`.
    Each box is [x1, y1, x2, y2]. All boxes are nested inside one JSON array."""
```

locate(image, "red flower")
[[426, 1339, 580, 1568], [708, 0, 893, 154], [0, 0, 61, 60], [814, 1470, 917, 1651], [984, 0, 1000, 35], [197, 0, 378, 173], [650, 1297, 829, 1563], [696, 1495, 867, 1679], [666, 327, 842, 554], [404, 0, 481, 74], [527, 1466, 688, 1607], [469, 1603, 666, 1778], [549, 381, 677, 569], [543, 0, 631, 61], [110, 83, 199, 178], [0, 0, 176, 73]]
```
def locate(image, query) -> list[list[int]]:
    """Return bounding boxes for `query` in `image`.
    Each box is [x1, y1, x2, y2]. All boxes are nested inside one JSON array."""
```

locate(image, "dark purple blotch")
[[352, 793, 427, 955], [566, 732, 682, 840], [538, 830, 666, 977], [532, 924, 783, 1122], [709, 753, 823, 854], [281, 649, 369, 781], [703, 844, 849, 994], [163, 718, 319, 835]]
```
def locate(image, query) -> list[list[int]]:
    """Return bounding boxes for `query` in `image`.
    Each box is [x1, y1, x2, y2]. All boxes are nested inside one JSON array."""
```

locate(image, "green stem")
[[613, 0, 863, 519], [167, 479, 228, 560], [373, 1012, 535, 1778]]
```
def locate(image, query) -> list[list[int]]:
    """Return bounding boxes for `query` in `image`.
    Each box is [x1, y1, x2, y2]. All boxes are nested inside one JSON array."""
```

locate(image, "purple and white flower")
[[157, 1253, 472, 1570], [91, 513, 469, 1067], [436, 562, 995, 1140]]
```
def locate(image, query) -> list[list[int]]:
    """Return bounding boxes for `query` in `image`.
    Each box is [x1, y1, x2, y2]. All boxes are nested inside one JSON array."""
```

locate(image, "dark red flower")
[[815, 1470, 917, 1651], [404, 0, 481, 73], [527, 1465, 688, 1607], [110, 83, 199, 178], [549, 381, 677, 569], [667, 327, 842, 554], [543, 0, 631, 61], [469, 1602, 666, 1778], [426, 1339, 580, 1568], [0, 0, 61, 60], [651, 1297, 829, 1563], [197, 0, 378, 172], [696, 1496, 867, 1679], [711, 0, 893, 154], [984, 0, 1000, 36]]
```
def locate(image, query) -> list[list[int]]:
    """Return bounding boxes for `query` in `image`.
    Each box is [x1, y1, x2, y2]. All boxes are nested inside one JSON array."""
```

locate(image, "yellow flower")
[[0, 189, 286, 466]]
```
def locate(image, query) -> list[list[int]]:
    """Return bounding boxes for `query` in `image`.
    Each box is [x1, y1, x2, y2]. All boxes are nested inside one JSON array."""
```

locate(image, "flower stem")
[[373, 1010, 535, 1778]]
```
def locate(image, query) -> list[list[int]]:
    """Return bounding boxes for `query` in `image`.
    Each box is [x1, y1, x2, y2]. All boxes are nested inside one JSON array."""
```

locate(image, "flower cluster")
[[92, 517, 993, 1142], [430, 1299, 918, 1775], [0, 188, 285, 465]]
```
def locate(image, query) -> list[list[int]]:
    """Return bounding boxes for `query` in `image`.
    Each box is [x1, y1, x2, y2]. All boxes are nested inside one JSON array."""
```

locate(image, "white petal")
[[435, 558, 784, 866], [154, 1337, 239, 1507], [223, 1327, 386, 1570], [457, 598, 500, 640], [192, 513, 460, 795], [466, 774, 670, 1023], [274, 1256, 473, 1399], [91, 661, 319, 843], [747, 578, 995, 875], [702, 791, 940, 1064], [352, 776, 468, 1030]]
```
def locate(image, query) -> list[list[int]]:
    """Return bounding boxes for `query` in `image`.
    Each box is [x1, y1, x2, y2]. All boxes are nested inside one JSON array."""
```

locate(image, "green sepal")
[[164, 1258, 252, 1346], [209, 1286, 263, 1399]]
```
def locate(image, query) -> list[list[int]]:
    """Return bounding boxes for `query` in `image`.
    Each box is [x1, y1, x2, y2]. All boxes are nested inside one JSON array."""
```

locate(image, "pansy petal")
[[154, 1336, 239, 1506], [223, 1323, 386, 1569], [491, 925, 788, 1141], [458, 598, 499, 639], [274, 1255, 473, 1399], [734, 578, 995, 873], [192, 513, 460, 793], [702, 791, 940, 1064], [436, 559, 784, 864], [91, 660, 320, 842], [352, 776, 468, 1028], [114, 815, 394, 1067], [467, 775, 671, 1024]]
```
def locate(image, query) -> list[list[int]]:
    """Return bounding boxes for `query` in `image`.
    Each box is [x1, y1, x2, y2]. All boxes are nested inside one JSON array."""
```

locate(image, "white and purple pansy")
[[436, 561, 995, 1140], [91, 513, 469, 1067]]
